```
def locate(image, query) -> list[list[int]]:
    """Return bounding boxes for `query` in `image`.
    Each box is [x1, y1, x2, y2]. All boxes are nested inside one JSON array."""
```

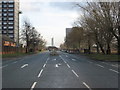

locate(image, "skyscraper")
[[0, 0, 20, 46]]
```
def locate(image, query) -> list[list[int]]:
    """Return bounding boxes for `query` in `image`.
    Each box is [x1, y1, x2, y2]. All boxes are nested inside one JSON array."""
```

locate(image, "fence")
[[2, 46, 26, 54]]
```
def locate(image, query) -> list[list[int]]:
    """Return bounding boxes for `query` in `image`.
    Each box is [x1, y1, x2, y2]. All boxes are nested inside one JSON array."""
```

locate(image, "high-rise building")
[[0, 0, 20, 46], [66, 28, 72, 37]]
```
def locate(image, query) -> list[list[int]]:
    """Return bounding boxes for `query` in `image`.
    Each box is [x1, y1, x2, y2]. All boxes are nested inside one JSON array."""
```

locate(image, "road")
[[1, 51, 119, 89]]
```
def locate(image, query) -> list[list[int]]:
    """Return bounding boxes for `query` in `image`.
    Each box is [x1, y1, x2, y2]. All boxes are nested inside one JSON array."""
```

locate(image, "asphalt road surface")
[[1, 51, 119, 89]]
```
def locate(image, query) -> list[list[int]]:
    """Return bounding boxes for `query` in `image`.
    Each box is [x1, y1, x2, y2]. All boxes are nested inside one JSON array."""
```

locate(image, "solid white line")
[[21, 64, 28, 68], [88, 61, 93, 63], [38, 69, 43, 78], [67, 64, 70, 68], [109, 69, 119, 73], [31, 82, 37, 90], [2, 65, 8, 68], [83, 82, 91, 90], [72, 70, 79, 77], [96, 64, 104, 68], [43, 64, 46, 68]]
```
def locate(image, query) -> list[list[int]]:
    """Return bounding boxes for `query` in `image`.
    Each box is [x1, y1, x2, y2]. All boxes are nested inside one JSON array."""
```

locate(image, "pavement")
[[1, 51, 119, 89]]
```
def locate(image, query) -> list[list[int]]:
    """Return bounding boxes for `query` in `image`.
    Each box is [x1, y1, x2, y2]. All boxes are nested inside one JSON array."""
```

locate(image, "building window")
[[0, 5, 2, 8], [0, 30, 2, 34], [3, 26, 7, 29], [3, 5, 7, 8], [3, 17, 7, 20], [8, 17, 13, 20], [8, 5, 14, 8], [0, 13, 1, 16], [3, 9, 7, 12], [3, 13, 7, 16], [8, 9, 13, 12], [8, 22, 13, 25], [3, 22, 7, 25], [9, 35, 14, 38], [8, 31, 13, 33], [3, 31, 7, 33], [8, 26, 13, 29], [8, 13, 14, 16]]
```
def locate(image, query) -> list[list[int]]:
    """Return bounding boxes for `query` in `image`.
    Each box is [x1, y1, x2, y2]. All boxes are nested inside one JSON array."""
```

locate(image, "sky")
[[19, 0, 82, 47]]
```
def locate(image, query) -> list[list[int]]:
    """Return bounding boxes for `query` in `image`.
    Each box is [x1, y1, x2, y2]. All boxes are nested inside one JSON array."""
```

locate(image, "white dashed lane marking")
[[31, 82, 37, 90], [38, 69, 43, 78], [83, 82, 91, 90], [67, 64, 71, 68], [72, 70, 79, 77]]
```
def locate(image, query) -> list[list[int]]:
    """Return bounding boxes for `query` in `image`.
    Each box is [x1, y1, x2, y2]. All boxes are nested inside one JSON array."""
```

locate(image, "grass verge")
[[2, 52, 37, 58], [83, 53, 120, 61]]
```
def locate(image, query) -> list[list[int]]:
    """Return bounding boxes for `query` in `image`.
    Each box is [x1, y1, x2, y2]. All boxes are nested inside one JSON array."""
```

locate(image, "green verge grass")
[[84, 53, 120, 61], [2, 52, 36, 58]]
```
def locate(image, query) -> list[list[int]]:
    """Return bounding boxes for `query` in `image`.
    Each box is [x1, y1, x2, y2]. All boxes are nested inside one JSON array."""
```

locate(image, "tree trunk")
[[118, 39, 120, 55], [98, 42, 105, 54], [96, 43, 100, 54], [106, 43, 111, 54]]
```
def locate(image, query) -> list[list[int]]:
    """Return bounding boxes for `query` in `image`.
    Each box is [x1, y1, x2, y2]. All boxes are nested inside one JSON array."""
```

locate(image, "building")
[[0, 0, 20, 46], [66, 28, 72, 37]]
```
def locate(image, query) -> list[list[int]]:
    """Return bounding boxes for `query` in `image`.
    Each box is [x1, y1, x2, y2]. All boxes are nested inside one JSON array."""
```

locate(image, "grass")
[[84, 53, 120, 61], [2, 52, 37, 58]]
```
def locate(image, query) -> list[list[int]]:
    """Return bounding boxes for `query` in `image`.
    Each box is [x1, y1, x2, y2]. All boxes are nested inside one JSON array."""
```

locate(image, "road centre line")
[[72, 70, 79, 77], [43, 64, 46, 68], [21, 64, 28, 68], [67, 64, 70, 68], [96, 64, 104, 68], [31, 82, 37, 90], [83, 82, 91, 90], [109, 69, 119, 73], [38, 69, 43, 78]]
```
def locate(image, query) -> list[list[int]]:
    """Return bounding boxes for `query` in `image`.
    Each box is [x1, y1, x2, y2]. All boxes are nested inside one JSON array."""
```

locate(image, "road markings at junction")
[[38, 69, 43, 78], [96, 64, 104, 68], [109, 69, 119, 73], [67, 64, 71, 68], [66, 55, 68, 57], [31, 82, 37, 90], [83, 82, 91, 90], [88, 61, 93, 64], [21, 64, 28, 68], [72, 59, 76, 61], [13, 61, 18, 64], [72, 70, 79, 77], [111, 64, 118, 68]]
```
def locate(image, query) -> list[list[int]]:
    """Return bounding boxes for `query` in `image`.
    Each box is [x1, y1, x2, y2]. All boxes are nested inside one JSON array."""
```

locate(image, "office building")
[[0, 0, 20, 46]]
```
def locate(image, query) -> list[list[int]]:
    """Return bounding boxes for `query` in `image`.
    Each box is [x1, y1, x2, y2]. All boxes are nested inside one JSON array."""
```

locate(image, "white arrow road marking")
[[83, 82, 91, 90], [21, 64, 28, 68], [109, 69, 119, 73], [31, 82, 37, 90], [38, 69, 43, 78], [55, 64, 59, 68]]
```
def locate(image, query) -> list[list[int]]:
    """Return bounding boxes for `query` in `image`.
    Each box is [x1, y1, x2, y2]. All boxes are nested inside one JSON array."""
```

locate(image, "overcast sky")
[[19, 0, 82, 47]]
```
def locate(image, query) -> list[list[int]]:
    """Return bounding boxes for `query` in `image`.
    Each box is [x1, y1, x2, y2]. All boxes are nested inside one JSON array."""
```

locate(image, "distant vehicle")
[[50, 49, 58, 56]]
